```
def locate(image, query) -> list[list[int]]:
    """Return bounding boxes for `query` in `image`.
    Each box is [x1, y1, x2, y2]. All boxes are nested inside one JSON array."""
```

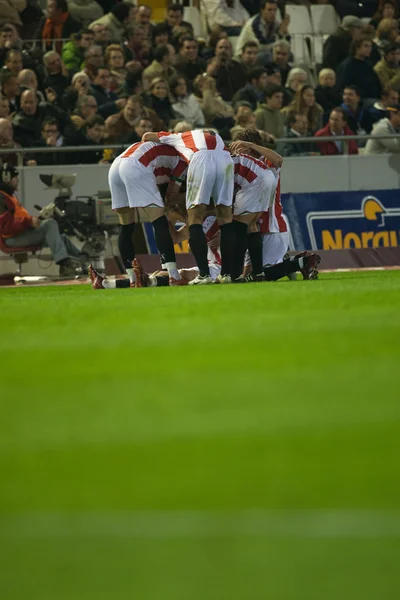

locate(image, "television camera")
[[35, 174, 119, 257]]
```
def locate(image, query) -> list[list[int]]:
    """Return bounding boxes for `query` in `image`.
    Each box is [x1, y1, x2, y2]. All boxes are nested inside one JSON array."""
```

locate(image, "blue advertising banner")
[[282, 189, 400, 251]]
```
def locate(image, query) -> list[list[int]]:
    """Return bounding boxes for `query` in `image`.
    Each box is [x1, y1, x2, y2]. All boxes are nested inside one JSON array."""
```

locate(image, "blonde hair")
[[104, 44, 125, 67], [318, 68, 336, 84], [376, 17, 399, 39], [286, 67, 308, 89]]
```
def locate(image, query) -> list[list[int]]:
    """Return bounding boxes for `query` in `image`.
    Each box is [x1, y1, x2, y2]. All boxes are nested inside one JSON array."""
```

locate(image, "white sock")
[[126, 268, 136, 284], [165, 262, 181, 280], [102, 279, 116, 289], [148, 276, 157, 287], [298, 257, 304, 268]]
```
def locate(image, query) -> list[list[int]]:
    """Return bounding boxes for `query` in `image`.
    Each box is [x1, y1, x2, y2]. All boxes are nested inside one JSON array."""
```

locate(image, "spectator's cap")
[[387, 103, 400, 112], [342, 15, 363, 30], [265, 63, 281, 76], [0, 162, 18, 184]]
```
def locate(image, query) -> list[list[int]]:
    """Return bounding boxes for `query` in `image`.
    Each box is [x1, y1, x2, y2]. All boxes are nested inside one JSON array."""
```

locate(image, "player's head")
[[232, 128, 264, 157]]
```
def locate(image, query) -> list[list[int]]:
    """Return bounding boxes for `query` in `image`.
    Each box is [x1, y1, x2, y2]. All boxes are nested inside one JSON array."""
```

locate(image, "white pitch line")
[[1, 510, 400, 539]]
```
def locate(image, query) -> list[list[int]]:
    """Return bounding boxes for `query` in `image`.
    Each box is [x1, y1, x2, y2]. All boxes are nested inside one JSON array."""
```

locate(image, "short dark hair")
[[260, 0, 277, 9], [42, 117, 59, 130], [247, 66, 267, 83], [55, 0, 68, 12], [168, 3, 184, 14], [233, 127, 263, 145], [111, 2, 132, 23], [154, 44, 170, 63], [169, 74, 186, 94], [350, 36, 371, 55], [0, 70, 17, 86], [180, 35, 197, 48], [153, 22, 170, 41], [75, 28, 93, 40], [287, 111, 306, 127], [265, 83, 283, 98], [330, 107, 347, 121], [242, 41, 259, 52], [384, 42, 400, 55], [343, 84, 361, 97], [86, 114, 105, 129]]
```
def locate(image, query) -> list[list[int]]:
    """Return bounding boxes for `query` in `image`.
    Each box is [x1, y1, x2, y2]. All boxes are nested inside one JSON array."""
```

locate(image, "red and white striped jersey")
[[202, 215, 221, 266], [120, 141, 187, 186], [156, 130, 228, 163], [259, 162, 287, 234], [232, 153, 270, 190]]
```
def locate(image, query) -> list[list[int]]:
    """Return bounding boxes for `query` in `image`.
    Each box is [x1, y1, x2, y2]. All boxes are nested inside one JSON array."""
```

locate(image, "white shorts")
[[109, 157, 164, 210], [244, 231, 290, 267], [186, 150, 234, 209], [233, 171, 277, 216]]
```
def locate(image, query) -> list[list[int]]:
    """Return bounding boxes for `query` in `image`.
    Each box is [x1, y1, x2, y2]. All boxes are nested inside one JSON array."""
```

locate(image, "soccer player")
[[107, 140, 187, 287], [142, 129, 234, 284]]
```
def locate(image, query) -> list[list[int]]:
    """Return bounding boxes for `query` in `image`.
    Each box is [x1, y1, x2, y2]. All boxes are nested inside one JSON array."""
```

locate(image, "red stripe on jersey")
[[274, 178, 287, 231], [181, 131, 199, 153], [171, 160, 187, 180], [153, 166, 172, 178], [139, 144, 178, 167], [121, 142, 142, 158], [234, 163, 258, 183], [204, 131, 217, 150], [205, 219, 220, 244]]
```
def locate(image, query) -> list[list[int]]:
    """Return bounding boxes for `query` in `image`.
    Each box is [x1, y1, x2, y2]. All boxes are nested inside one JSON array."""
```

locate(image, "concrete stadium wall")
[[18, 154, 400, 214]]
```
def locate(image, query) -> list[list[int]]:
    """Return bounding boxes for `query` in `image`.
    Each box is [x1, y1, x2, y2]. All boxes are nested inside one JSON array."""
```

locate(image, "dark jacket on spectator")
[[43, 73, 69, 99], [340, 101, 374, 134], [90, 84, 119, 118], [210, 61, 247, 102], [142, 93, 175, 129], [314, 123, 359, 155], [232, 84, 261, 111], [12, 102, 73, 146], [63, 130, 103, 164], [174, 56, 207, 87], [323, 27, 353, 70], [336, 56, 382, 100], [275, 129, 317, 156], [315, 85, 342, 117]]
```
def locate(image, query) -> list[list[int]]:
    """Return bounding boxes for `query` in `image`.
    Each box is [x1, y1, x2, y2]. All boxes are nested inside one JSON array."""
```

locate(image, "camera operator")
[[0, 163, 85, 277]]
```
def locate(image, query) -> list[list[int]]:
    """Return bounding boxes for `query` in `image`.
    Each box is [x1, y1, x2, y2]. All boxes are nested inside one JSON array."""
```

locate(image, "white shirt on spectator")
[[202, 0, 249, 30]]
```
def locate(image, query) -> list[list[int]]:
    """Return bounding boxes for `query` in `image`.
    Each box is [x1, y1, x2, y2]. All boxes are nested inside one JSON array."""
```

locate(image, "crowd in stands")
[[1, 0, 400, 164]]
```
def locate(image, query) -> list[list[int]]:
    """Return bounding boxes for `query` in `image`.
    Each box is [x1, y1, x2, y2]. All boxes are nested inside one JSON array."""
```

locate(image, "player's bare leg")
[[216, 204, 234, 283], [187, 204, 213, 285]]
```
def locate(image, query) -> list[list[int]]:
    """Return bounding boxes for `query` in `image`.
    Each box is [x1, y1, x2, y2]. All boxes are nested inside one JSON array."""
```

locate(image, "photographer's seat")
[[0, 237, 42, 275]]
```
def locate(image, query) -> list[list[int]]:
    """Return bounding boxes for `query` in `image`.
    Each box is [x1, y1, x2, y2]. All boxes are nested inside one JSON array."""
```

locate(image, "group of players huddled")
[[88, 127, 320, 290]]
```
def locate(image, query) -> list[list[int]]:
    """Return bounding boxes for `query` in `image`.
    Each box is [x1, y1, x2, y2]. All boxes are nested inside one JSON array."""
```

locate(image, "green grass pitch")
[[0, 271, 400, 600]]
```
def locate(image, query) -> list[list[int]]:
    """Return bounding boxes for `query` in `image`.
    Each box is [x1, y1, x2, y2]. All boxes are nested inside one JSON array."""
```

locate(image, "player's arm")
[[230, 141, 283, 168], [142, 132, 160, 142]]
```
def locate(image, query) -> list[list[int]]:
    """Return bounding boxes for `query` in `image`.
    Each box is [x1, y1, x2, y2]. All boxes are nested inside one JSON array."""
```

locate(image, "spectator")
[[143, 44, 175, 90], [314, 107, 359, 155], [269, 39, 291, 85], [17, 68, 45, 102], [174, 36, 207, 86], [203, 0, 250, 35], [3, 48, 22, 75], [90, 66, 124, 118], [229, 101, 256, 138], [206, 38, 247, 101], [374, 42, 400, 90], [35, 0, 81, 54], [136, 4, 153, 36], [0, 24, 21, 66], [255, 83, 285, 138], [0, 117, 20, 165], [0, 70, 19, 114], [169, 74, 205, 127], [0, 163, 84, 277], [336, 36, 382, 101], [365, 103, 400, 154], [283, 67, 308, 106], [89, 2, 135, 43], [276, 112, 317, 156], [82, 44, 104, 81], [12, 89, 42, 146], [104, 44, 127, 91], [368, 86, 399, 125], [165, 4, 194, 38], [90, 23, 110, 48], [0, 95, 10, 118], [35, 116, 66, 165], [323, 15, 363, 70], [265, 63, 282, 85], [104, 93, 162, 141], [370, 1, 398, 29], [68, 0, 103, 28], [0, 1, 26, 28], [235, 0, 290, 58], [193, 72, 234, 134], [341, 84, 374, 134], [143, 77, 175, 128], [282, 84, 323, 134], [151, 22, 170, 49], [43, 51, 69, 98], [71, 93, 97, 129], [62, 71, 92, 112], [62, 29, 95, 74], [371, 18, 399, 66], [237, 40, 259, 72], [315, 68, 342, 116], [66, 113, 105, 163], [123, 24, 150, 68], [130, 115, 154, 142], [232, 67, 269, 110]]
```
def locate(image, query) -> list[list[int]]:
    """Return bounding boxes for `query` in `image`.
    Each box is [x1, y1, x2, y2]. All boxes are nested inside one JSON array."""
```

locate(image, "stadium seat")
[[286, 5, 313, 35], [0, 237, 42, 275], [310, 5, 340, 35], [183, 7, 206, 39]]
